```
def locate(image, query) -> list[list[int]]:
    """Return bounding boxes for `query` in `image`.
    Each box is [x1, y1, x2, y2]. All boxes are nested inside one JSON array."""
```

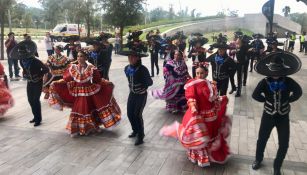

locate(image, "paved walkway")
[[0, 43, 306, 175]]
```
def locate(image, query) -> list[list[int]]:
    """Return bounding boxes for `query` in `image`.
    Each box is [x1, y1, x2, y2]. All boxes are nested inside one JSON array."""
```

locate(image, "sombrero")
[[266, 39, 284, 46], [191, 37, 209, 46], [128, 30, 143, 40], [252, 33, 265, 39], [9, 40, 37, 59], [254, 51, 301, 76], [210, 42, 229, 49], [119, 40, 148, 57]]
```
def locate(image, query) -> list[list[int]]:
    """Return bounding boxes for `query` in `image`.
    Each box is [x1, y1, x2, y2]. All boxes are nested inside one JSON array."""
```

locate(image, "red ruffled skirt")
[[0, 81, 14, 117], [49, 80, 121, 135], [160, 96, 231, 167]]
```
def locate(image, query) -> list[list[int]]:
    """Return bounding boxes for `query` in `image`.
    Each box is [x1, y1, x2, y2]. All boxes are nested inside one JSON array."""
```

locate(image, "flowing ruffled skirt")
[[0, 81, 14, 117], [49, 79, 121, 135], [160, 96, 231, 167]]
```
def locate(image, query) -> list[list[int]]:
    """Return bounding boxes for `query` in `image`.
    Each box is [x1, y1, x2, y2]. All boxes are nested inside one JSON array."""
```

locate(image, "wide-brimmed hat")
[[210, 42, 229, 49], [172, 31, 187, 40], [234, 31, 243, 38], [10, 40, 37, 59], [252, 33, 265, 39], [266, 39, 284, 46], [97, 33, 114, 41], [119, 40, 148, 58], [191, 32, 203, 37], [128, 30, 143, 40], [255, 51, 301, 76], [191, 37, 209, 46], [241, 35, 253, 44]]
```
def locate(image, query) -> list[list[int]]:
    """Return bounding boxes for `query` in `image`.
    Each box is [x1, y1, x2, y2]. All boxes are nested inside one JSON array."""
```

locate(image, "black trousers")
[[127, 92, 147, 137], [102, 61, 111, 80], [27, 80, 43, 123], [249, 53, 261, 71], [236, 62, 249, 90], [288, 41, 295, 51], [229, 69, 236, 90], [300, 42, 305, 52], [256, 112, 290, 170], [215, 78, 229, 96], [150, 53, 159, 76]]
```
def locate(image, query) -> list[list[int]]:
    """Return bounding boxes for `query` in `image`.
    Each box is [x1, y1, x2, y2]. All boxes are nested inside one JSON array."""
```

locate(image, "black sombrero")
[[10, 40, 37, 59], [266, 39, 284, 46], [128, 31, 143, 40], [234, 31, 243, 38], [191, 37, 209, 46], [119, 40, 148, 58], [255, 51, 301, 76], [252, 33, 265, 39], [172, 31, 187, 40], [191, 32, 203, 37], [210, 42, 229, 49]]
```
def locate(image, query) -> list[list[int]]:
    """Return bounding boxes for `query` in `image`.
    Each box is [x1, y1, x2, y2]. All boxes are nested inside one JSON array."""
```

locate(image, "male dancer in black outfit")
[[11, 40, 49, 126], [205, 42, 236, 96], [120, 39, 153, 146], [252, 52, 302, 175]]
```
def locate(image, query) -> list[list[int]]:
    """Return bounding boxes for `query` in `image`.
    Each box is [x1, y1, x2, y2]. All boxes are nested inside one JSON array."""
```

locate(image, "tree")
[[168, 4, 175, 19], [191, 9, 196, 18], [0, 0, 15, 60], [149, 7, 168, 22], [99, 0, 145, 47], [23, 12, 32, 33], [282, 6, 291, 17], [39, 0, 65, 29]]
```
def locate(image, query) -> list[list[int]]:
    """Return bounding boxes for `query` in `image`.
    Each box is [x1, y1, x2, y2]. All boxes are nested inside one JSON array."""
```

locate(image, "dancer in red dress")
[[0, 62, 14, 117], [160, 65, 231, 167], [48, 50, 121, 136]]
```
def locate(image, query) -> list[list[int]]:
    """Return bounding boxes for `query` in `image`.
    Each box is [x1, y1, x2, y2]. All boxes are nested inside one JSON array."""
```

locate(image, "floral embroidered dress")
[[48, 63, 121, 135], [0, 62, 14, 117], [43, 54, 70, 98], [160, 78, 231, 167], [152, 59, 190, 113]]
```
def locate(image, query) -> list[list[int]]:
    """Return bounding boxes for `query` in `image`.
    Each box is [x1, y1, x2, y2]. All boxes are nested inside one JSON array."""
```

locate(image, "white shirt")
[[44, 36, 53, 50]]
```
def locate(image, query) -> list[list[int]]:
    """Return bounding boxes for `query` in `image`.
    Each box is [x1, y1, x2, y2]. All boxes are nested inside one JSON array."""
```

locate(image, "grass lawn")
[[2, 27, 48, 38], [203, 29, 253, 44]]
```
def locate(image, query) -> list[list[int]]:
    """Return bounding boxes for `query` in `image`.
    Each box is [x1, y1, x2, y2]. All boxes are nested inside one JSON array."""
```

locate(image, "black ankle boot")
[[128, 132, 137, 138], [135, 134, 144, 146], [229, 88, 236, 94], [235, 89, 241, 97], [252, 160, 262, 170]]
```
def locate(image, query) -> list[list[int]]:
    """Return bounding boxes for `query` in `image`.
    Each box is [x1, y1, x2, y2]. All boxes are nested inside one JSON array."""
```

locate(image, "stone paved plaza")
[[0, 42, 306, 175]]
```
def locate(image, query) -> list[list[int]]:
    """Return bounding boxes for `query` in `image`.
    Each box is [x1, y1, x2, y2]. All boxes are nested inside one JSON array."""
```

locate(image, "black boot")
[[229, 87, 236, 94], [235, 88, 241, 97], [273, 169, 281, 175], [252, 160, 262, 170], [157, 68, 159, 75], [128, 132, 137, 138], [135, 134, 144, 146]]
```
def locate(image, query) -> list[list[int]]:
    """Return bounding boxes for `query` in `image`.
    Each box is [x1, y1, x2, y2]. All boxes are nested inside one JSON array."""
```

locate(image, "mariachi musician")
[[188, 36, 210, 78]]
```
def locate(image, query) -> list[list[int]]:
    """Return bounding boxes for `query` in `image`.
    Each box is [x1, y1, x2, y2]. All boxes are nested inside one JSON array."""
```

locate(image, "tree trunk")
[[120, 26, 124, 51], [0, 11, 5, 60]]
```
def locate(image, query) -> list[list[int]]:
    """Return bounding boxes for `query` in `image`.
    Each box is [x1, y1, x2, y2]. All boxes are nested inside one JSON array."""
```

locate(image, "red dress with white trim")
[[0, 62, 14, 117], [160, 78, 231, 167], [48, 63, 121, 135]]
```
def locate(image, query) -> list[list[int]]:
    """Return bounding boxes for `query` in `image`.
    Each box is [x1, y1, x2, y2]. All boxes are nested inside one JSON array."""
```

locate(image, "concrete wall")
[[165, 13, 301, 36]]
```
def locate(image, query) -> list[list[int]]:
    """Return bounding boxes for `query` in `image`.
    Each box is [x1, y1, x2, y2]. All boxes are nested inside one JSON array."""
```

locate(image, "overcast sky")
[[20, 0, 307, 16]]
